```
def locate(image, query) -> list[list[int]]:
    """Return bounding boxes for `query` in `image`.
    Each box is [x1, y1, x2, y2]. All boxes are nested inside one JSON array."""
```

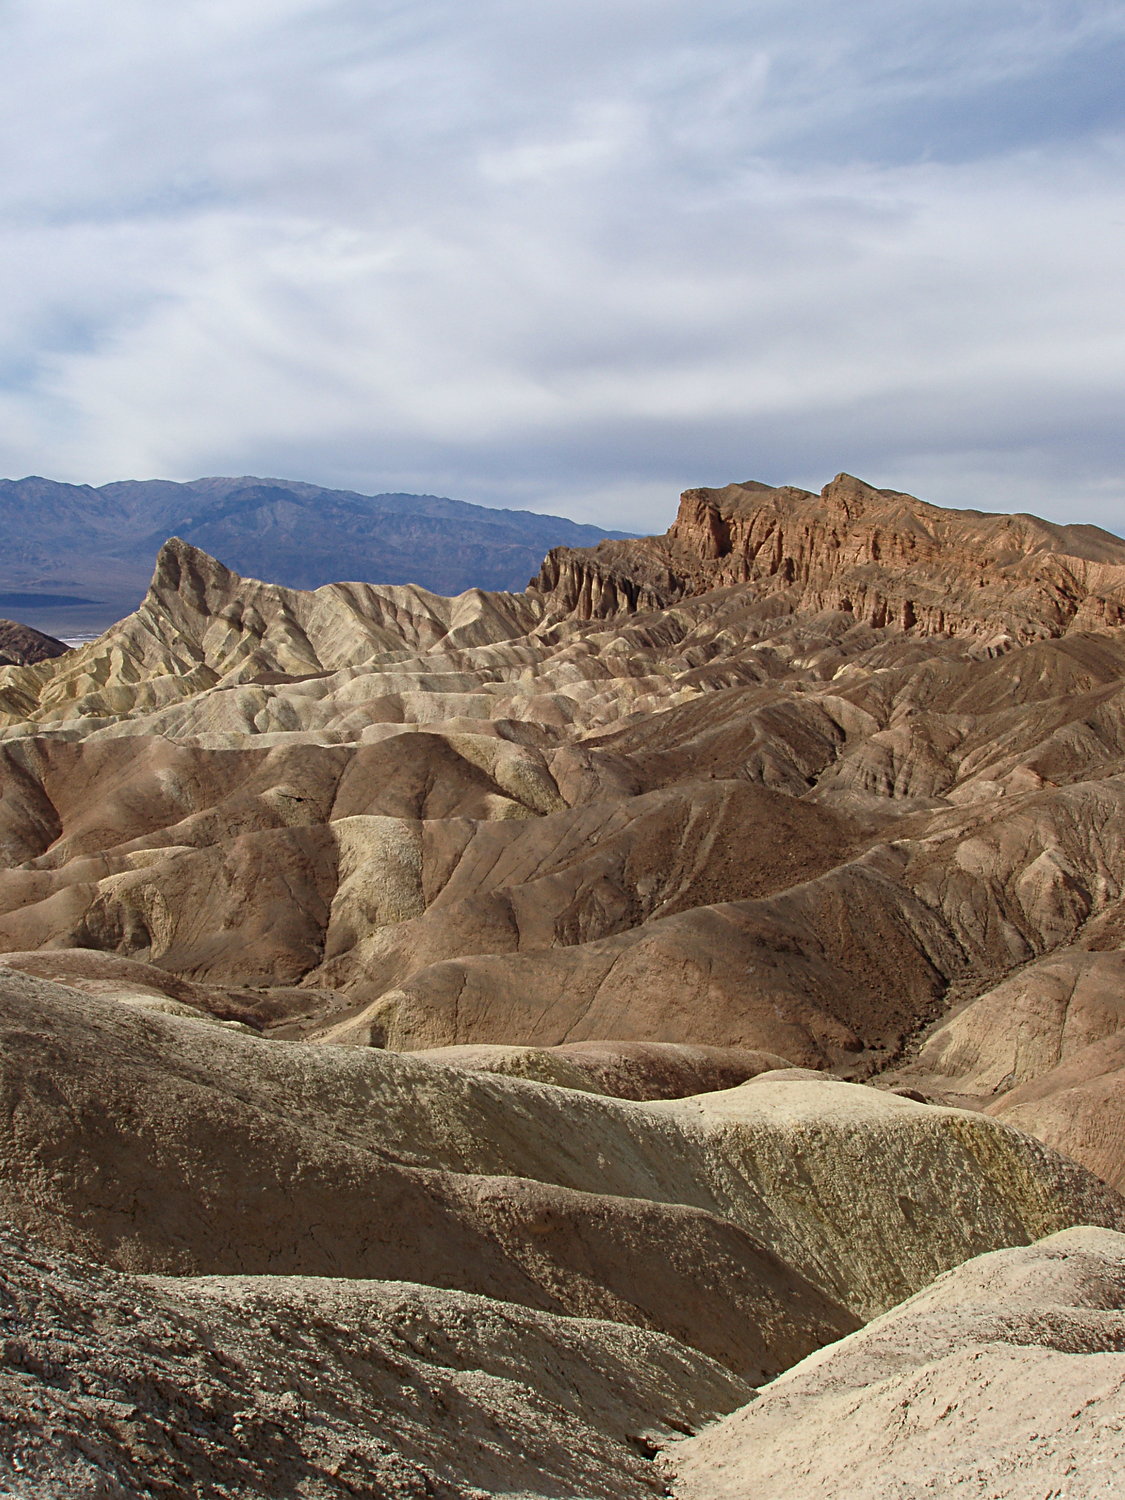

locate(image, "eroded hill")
[[1, 476, 1124, 1115], [4, 471, 1125, 1495]]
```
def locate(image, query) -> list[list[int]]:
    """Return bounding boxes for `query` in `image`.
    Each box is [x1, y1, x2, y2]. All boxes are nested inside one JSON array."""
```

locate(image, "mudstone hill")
[[2, 472, 1125, 1497]]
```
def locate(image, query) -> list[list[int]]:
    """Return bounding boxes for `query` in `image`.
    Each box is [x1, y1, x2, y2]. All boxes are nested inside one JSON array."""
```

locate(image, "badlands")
[[3, 471, 1125, 1495]]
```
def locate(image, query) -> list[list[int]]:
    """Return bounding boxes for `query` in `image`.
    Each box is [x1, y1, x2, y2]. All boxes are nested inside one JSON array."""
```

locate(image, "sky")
[[0, 0, 1123, 535]]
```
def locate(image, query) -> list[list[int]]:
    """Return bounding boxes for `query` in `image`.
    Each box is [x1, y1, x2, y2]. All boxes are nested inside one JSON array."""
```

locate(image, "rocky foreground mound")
[[10, 1223, 1125, 1499], [0, 1220, 749, 1499], [9, 966, 1122, 1354], [675, 1226, 1125, 1499], [2, 965, 1125, 1496], [3, 471, 1125, 1492]]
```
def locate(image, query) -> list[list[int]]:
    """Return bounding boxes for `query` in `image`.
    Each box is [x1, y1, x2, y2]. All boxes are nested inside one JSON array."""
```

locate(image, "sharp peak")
[[156, 534, 231, 563], [148, 536, 241, 595], [823, 472, 880, 493]]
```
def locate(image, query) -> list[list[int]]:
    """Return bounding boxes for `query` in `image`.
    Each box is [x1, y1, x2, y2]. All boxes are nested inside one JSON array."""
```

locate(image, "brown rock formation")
[[532, 472, 1125, 643], [0, 618, 69, 666], [0, 968, 863, 1383], [986, 1034, 1125, 1195]]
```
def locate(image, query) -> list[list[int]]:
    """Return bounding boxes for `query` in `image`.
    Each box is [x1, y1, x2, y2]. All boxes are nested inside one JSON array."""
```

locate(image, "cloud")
[[0, 0, 1122, 534]]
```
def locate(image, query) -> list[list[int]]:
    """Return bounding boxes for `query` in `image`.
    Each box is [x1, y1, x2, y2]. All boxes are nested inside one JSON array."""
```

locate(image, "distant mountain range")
[[0, 475, 635, 635]]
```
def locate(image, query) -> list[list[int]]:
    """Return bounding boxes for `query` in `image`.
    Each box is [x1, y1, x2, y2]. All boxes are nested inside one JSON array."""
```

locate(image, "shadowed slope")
[[0, 619, 69, 668], [0, 1222, 750, 1500]]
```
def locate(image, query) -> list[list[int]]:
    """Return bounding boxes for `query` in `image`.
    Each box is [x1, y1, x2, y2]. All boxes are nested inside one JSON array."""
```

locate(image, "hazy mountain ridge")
[[0, 473, 634, 633]]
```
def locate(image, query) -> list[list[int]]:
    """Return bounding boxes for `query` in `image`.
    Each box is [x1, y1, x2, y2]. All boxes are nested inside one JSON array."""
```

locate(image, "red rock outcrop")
[[532, 473, 1125, 643]]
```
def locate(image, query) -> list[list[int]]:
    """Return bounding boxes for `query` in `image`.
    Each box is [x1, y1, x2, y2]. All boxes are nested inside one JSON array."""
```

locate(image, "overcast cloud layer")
[[1, 0, 1123, 532]]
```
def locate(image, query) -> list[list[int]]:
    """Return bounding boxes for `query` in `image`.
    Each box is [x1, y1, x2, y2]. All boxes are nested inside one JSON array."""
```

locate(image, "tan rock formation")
[[986, 1036, 1125, 1195], [673, 1226, 1125, 1499], [892, 949, 1125, 1104]]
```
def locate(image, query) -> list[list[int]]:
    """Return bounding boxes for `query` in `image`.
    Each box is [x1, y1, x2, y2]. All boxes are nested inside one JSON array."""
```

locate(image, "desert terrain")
[[3, 471, 1125, 1496], [0, 475, 632, 637]]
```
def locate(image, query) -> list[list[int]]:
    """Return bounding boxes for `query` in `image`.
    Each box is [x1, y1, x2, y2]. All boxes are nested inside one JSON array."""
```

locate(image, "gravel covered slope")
[[0, 1221, 750, 1500], [673, 1226, 1125, 1499]]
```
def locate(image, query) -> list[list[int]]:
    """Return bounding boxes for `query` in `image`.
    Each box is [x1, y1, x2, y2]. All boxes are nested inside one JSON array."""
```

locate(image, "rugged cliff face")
[[532, 473, 1125, 645]]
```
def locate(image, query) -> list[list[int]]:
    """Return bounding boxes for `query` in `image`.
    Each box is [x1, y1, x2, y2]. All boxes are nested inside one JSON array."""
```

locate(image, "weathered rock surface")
[[0, 618, 69, 667], [673, 1226, 1125, 1499], [3, 968, 1122, 1358], [881, 947, 1125, 1191], [0, 966, 855, 1384], [901, 949, 1125, 1106], [0, 1221, 750, 1500]]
